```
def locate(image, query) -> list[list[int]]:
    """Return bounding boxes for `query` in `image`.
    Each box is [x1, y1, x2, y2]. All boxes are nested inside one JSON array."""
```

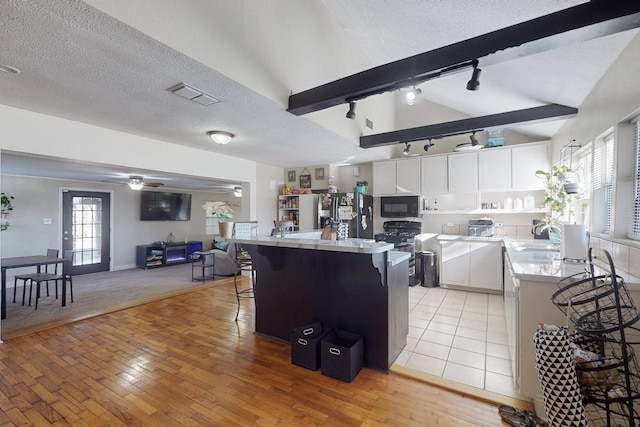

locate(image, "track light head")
[[423, 139, 434, 152], [403, 142, 411, 156], [346, 101, 356, 119], [466, 60, 481, 91], [470, 131, 479, 146], [405, 86, 422, 105]]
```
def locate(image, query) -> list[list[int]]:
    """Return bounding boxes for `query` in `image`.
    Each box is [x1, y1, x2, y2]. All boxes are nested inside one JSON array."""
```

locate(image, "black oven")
[[380, 196, 420, 218]]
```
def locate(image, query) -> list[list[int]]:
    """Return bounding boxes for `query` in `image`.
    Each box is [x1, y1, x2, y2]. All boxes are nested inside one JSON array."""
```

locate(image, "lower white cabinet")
[[440, 240, 502, 292]]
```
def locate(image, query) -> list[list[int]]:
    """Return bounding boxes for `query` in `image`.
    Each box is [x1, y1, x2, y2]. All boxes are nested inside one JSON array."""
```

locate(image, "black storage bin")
[[321, 330, 363, 382], [416, 250, 438, 288], [291, 322, 332, 370]]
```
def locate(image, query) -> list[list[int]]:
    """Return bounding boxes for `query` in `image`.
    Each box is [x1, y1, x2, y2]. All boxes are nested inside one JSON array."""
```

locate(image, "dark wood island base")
[[241, 240, 409, 373]]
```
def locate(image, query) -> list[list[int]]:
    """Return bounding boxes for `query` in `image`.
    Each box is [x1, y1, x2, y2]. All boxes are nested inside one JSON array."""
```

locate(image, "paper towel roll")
[[560, 224, 589, 261]]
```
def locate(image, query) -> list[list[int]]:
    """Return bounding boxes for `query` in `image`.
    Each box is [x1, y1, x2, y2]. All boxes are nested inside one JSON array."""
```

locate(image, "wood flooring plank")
[[0, 276, 517, 426]]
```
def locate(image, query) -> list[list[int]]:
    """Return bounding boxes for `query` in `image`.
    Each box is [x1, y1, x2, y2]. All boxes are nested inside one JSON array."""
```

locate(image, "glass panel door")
[[62, 190, 111, 275]]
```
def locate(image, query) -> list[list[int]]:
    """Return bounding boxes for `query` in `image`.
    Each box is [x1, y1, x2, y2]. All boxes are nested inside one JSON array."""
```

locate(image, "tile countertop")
[[504, 241, 640, 290]]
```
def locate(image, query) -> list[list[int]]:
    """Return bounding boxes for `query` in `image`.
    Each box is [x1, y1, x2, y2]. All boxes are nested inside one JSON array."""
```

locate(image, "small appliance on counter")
[[468, 218, 494, 237], [532, 218, 549, 239]]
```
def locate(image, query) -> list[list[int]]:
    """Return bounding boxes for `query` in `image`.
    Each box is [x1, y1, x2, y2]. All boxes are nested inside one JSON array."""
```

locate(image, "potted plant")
[[202, 201, 239, 238], [535, 165, 586, 242], [1, 192, 15, 231]]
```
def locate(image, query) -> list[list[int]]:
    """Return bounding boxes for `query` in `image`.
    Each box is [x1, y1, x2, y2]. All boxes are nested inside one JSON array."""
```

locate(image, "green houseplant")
[[535, 165, 587, 242], [1, 192, 15, 231]]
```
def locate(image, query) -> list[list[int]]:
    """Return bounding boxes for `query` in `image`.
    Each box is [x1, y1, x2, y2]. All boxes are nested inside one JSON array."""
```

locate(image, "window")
[[630, 116, 640, 240], [574, 144, 592, 226], [592, 132, 614, 234]]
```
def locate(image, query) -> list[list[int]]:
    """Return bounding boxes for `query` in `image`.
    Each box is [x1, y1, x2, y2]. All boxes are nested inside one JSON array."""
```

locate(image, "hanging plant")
[[1, 192, 15, 231], [536, 165, 586, 225]]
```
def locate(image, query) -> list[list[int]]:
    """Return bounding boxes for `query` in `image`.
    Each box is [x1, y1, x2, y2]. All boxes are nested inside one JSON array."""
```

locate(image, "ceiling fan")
[[126, 175, 164, 190]]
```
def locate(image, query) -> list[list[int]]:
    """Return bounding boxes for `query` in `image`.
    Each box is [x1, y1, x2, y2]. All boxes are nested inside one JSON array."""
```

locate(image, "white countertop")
[[229, 235, 394, 254], [504, 241, 640, 290], [437, 234, 504, 243]]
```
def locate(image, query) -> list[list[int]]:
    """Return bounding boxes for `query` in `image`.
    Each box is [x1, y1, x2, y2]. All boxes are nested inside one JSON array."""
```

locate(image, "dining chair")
[[32, 250, 74, 310], [233, 243, 255, 321], [13, 248, 59, 306]]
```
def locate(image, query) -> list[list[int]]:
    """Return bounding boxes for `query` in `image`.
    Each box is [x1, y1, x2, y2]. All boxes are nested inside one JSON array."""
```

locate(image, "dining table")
[[1, 255, 67, 319]]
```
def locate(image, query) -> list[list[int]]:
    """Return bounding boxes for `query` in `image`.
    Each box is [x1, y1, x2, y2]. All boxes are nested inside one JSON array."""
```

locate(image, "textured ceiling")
[[0, 0, 638, 190]]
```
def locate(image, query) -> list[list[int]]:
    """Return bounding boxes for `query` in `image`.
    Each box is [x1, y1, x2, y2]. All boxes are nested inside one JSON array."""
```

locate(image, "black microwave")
[[380, 196, 421, 218]]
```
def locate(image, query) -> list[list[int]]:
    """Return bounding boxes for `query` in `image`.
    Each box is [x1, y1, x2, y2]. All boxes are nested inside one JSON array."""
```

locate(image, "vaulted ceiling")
[[1, 1, 638, 190]]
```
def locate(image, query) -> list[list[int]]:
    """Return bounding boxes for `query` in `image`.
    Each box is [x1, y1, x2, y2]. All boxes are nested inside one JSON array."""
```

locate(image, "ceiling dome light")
[[405, 86, 422, 105], [128, 175, 144, 191], [207, 130, 235, 145]]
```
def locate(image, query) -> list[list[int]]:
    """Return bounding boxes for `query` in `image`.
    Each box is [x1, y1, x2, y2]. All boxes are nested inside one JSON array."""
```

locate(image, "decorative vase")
[[218, 221, 234, 238]]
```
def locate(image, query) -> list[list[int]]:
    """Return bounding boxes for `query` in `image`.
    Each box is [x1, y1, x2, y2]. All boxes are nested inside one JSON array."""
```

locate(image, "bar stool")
[[234, 244, 255, 321]]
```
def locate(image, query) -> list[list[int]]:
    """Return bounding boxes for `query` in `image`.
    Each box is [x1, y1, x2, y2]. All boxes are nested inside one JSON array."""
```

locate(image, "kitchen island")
[[229, 235, 409, 372]]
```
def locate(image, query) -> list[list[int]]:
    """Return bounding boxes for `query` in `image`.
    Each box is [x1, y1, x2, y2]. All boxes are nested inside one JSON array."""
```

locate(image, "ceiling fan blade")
[[144, 182, 164, 187]]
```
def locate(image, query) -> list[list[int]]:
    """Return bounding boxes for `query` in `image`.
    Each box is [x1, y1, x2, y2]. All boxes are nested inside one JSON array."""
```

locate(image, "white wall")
[[0, 174, 236, 274]]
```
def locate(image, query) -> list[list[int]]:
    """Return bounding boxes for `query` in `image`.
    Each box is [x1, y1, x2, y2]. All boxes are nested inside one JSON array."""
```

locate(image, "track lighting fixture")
[[466, 59, 481, 91], [405, 86, 422, 105], [403, 142, 411, 156], [346, 101, 356, 119], [470, 131, 479, 146], [424, 139, 435, 152], [233, 186, 242, 197]]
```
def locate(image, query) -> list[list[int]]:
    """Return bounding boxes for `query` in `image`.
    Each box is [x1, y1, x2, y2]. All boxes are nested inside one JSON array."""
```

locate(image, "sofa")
[[208, 240, 240, 276]]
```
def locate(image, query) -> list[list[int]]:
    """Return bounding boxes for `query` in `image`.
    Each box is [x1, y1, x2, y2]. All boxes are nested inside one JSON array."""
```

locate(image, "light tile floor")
[[393, 286, 523, 399]]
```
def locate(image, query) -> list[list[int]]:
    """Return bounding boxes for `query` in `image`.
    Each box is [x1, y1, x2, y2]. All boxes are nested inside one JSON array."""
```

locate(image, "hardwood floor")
[[0, 277, 517, 426]]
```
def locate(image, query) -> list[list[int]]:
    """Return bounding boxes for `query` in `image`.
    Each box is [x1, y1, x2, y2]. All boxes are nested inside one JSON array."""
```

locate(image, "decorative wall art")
[[288, 170, 296, 182], [315, 167, 325, 180], [299, 168, 311, 189]]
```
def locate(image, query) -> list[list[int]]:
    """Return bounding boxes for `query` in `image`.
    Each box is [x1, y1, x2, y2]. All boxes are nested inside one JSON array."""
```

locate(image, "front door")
[[62, 190, 111, 275]]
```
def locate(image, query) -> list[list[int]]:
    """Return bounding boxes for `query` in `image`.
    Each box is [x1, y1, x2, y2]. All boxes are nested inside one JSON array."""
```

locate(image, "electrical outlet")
[[446, 222, 454, 227], [495, 222, 503, 227]]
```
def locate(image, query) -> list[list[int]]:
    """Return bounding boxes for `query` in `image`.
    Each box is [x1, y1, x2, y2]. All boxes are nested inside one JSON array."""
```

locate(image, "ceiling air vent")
[[167, 83, 220, 106]]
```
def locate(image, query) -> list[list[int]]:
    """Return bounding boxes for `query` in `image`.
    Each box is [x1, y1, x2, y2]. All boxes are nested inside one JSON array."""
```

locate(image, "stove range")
[[375, 221, 422, 286]]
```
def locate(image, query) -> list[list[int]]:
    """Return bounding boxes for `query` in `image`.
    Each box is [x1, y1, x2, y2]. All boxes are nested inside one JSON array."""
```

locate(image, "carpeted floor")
[[2, 263, 234, 340]]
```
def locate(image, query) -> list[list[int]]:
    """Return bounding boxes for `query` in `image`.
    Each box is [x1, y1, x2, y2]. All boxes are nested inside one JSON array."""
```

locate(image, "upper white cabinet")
[[372, 161, 397, 195], [373, 158, 421, 195], [448, 151, 478, 192], [421, 154, 448, 194], [478, 146, 512, 191], [511, 142, 549, 190]]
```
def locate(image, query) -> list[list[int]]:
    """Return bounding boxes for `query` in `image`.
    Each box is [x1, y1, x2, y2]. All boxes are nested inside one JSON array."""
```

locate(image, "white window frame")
[[629, 116, 640, 240]]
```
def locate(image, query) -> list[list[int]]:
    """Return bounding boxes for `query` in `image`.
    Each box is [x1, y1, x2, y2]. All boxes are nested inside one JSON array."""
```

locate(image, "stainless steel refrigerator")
[[318, 192, 374, 239]]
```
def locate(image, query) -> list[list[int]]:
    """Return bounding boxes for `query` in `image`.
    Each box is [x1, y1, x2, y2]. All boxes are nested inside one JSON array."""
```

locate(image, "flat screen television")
[[140, 191, 192, 221]]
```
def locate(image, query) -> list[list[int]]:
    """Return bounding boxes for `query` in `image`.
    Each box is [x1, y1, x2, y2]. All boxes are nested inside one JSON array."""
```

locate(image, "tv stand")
[[136, 241, 203, 269]]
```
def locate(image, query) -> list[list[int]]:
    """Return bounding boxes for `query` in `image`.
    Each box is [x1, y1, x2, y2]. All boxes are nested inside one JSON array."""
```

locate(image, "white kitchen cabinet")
[[372, 161, 397, 195], [440, 239, 502, 292], [468, 242, 502, 290], [396, 157, 421, 194], [448, 152, 478, 192], [372, 158, 421, 195], [478, 146, 511, 191], [420, 154, 448, 194], [511, 142, 549, 190], [277, 194, 318, 231]]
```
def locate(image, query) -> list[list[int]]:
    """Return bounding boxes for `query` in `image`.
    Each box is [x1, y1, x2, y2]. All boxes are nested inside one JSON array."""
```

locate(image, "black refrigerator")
[[319, 192, 374, 239]]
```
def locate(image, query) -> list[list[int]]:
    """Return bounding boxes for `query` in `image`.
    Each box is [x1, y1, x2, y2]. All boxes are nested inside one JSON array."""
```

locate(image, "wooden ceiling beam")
[[359, 104, 578, 148], [287, 2, 640, 116]]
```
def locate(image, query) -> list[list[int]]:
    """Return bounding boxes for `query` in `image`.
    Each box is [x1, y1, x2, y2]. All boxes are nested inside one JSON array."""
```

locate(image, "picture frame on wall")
[[288, 170, 296, 182], [315, 167, 325, 180], [299, 168, 311, 188]]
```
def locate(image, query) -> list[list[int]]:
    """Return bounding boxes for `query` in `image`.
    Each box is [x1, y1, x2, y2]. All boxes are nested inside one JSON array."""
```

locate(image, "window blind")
[[631, 118, 640, 239]]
